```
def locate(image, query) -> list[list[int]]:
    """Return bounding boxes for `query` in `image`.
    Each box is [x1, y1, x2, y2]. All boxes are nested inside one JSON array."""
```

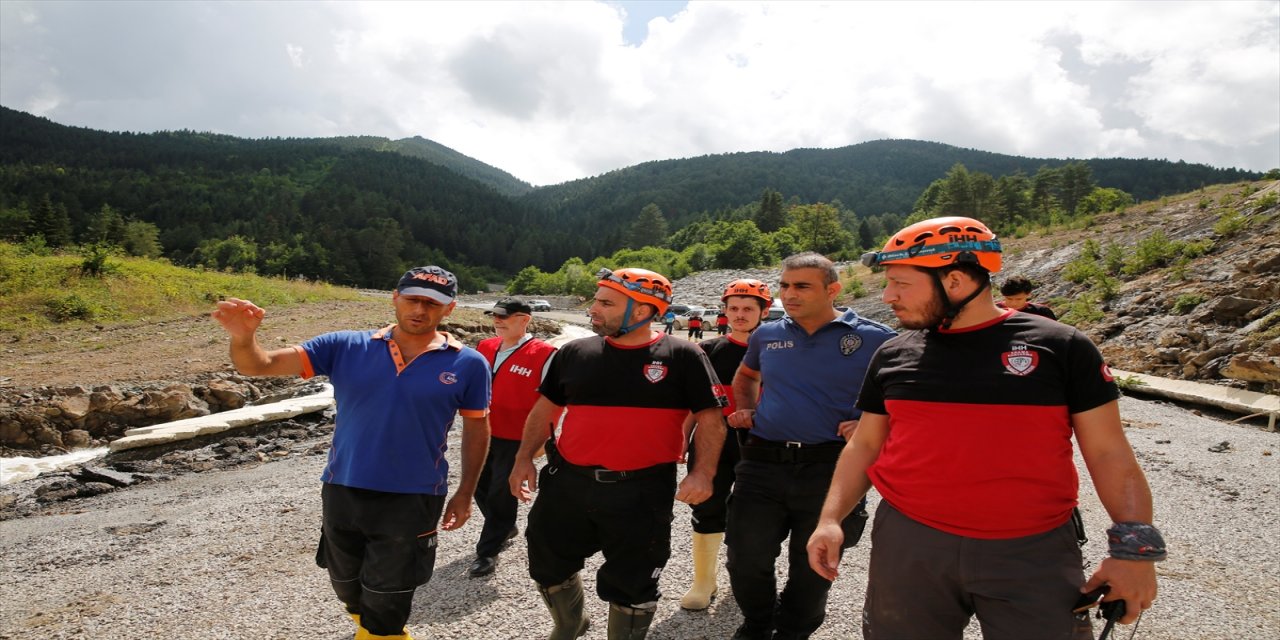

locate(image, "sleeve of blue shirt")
[[300, 331, 352, 378], [460, 349, 492, 413]]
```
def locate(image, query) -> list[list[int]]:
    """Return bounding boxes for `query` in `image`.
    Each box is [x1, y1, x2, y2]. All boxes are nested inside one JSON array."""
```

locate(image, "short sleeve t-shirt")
[[742, 309, 896, 443], [860, 310, 1119, 538], [299, 328, 490, 495], [540, 333, 721, 470]]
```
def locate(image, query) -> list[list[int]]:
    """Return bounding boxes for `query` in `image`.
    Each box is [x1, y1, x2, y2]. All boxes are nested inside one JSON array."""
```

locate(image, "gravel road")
[[1, 393, 1276, 639]]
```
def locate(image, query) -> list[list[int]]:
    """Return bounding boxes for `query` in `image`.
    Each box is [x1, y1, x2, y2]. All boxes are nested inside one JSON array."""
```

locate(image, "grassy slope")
[[0, 242, 360, 332]]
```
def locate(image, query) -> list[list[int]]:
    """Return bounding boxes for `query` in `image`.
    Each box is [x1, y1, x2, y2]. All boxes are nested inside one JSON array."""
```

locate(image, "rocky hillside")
[[669, 179, 1280, 393]]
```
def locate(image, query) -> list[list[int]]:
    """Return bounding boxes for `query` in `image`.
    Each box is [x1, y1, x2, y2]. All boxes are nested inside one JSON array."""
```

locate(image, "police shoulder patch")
[[840, 333, 863, 356]]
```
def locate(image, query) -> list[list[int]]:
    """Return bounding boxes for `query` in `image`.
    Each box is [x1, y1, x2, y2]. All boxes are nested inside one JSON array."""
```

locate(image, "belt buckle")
[[785, 441, 804, 448], [593, 469, 618, 483]]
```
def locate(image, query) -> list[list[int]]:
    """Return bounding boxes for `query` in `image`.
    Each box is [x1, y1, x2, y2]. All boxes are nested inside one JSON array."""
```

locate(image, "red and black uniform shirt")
[[540, 333, 722, 471], [698, 335, 748, 416], [858, 310, 1119, 539]]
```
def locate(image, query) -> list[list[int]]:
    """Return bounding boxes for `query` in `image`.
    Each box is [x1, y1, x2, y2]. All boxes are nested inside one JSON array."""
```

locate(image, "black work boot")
[[537, 574, 589, 640], [606, 603, 656, 640]]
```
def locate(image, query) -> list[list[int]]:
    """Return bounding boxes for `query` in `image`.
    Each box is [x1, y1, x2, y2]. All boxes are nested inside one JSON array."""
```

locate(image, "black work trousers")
[[686, 423, 741, 533], [726, 459, 863, 640], [316, 483, 443, 637], [526, 458, 677, 607], [474, 436, 521, 558]]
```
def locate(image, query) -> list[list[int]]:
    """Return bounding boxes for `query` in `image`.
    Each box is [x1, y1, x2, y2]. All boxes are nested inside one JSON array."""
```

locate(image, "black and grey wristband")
[[1106, 521, 1168, 561]]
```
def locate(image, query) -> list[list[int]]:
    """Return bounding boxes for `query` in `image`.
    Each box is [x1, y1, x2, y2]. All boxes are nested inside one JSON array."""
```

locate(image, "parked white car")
[[528, 299, 552, 312], [672, 307, 718, 330]]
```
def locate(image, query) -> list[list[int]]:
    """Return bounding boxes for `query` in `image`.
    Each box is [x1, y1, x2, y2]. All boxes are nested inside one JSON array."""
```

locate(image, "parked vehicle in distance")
[[528, 299, 552, 312], [766, 299, 785, 321], [672, 307, 719, 330], [668, 304, 692, 316]]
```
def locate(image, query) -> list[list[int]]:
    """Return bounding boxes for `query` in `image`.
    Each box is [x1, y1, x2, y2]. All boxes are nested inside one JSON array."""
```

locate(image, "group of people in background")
[[213, 215, 1163, 640]]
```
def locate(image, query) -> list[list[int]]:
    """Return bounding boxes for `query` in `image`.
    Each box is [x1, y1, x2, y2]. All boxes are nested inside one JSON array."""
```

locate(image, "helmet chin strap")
[[613, 299, 655, 337], [931, 270, 990, 330]]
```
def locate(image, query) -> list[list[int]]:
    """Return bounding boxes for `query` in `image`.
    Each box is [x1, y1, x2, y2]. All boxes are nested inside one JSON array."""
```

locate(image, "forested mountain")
[[521, 140, 1262, 237], [321, 135, 533, 197], [0, 107, 580, 289], [0, 106, 1264, 290]]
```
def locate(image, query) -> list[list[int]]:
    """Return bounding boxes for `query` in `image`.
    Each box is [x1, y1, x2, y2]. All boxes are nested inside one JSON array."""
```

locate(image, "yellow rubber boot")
[[355, 625, 414, 640], [679, 532, 723, 611]]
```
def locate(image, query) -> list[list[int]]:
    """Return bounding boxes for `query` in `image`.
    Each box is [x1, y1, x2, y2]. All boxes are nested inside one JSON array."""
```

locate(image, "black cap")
[[396, 266, 457, 304], [485, 298, 533, 316]]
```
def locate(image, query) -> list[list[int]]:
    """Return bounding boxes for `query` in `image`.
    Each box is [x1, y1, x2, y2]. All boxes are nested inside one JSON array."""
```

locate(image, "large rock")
[[1220, 355, 1280, 385]]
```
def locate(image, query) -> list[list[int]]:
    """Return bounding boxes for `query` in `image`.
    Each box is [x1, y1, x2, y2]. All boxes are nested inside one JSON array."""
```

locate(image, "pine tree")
[[755, 189, 786, 233], [33, 195, 73, 247], [628, 203, 669, 248]]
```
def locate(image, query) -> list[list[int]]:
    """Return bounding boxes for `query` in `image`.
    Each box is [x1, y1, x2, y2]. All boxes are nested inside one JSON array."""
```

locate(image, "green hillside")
[[0, 106, 1264, 290], [520, 140, 1263, 239]]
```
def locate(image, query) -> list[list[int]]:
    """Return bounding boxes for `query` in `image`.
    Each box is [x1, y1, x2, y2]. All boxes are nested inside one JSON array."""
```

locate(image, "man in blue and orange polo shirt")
[[213, 265, 490, 640]]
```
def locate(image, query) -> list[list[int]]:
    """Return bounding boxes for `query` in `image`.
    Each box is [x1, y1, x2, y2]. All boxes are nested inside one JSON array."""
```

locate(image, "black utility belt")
[[553, 458, 676, 484], [739, 435, 844, 464]]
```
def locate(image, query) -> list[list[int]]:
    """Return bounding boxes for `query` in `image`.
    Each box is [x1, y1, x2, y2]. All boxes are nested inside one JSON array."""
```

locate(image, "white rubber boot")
[[679, 532, 724, 611]]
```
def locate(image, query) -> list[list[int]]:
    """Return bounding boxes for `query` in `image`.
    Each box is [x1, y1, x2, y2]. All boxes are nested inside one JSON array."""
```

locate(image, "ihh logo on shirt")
[[508, 364, 534, 377]]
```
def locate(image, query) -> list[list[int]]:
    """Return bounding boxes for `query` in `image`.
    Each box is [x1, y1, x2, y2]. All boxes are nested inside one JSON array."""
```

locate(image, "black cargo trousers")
[[526, 449, 678, 607], [316, 483, 444, 636]]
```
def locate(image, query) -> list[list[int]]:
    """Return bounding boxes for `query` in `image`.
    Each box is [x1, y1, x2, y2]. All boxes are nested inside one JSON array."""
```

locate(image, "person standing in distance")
[[509, 267, 728, 640], [998, 275, 1058, 319], [725, 253, 896, 640], [808, 217, 1162, 639], [678, 279, 773, 612], [469, 298, 560, 578], [212, 266, 490, 640], [687, 313, 704, 340]]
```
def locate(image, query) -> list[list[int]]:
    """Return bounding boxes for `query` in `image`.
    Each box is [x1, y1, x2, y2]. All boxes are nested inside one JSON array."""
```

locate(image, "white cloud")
[[0, 0, 1276, 185]]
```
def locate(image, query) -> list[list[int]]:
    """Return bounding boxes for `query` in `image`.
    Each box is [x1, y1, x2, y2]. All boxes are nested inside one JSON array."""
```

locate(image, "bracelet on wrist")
[[1106, 521, 1167, 561]]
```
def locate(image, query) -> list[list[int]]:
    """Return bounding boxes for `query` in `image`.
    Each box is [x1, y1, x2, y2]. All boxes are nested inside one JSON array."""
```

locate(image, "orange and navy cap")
[[397, 266, 457, 304]]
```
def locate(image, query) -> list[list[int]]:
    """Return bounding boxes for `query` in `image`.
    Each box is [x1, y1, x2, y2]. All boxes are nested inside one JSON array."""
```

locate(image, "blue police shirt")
[[743, 308, 896, 443]]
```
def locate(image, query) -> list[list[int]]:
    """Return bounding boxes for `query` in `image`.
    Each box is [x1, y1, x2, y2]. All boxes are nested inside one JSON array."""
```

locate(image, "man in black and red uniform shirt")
[[808, 216, 1163, 640], [677, 279, 773, 612], [509, 267, 727, 640], [470, 298, 559, 578]]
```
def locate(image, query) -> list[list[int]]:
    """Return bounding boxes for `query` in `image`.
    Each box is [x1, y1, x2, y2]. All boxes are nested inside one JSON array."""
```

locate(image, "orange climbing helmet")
[[861, 216, 1002, 274], [721, 279, 772, 306], [596, 267, 674, 316]]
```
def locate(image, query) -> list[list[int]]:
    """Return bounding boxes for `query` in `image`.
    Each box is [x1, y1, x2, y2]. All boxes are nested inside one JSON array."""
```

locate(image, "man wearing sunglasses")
[[471, 298, 560, 578]]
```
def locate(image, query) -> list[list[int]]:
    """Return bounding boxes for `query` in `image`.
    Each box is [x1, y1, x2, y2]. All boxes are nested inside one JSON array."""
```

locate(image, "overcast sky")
[[2, 1, 1276, 186]]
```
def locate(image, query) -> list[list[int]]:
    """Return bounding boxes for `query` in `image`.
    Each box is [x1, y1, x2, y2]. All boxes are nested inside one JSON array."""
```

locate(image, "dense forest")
[[0, 106, 1265, 290]]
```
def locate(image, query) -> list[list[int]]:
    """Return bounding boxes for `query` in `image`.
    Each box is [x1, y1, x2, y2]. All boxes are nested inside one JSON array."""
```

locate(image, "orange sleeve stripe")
[[459, 408, 489, 418], [294, 346, 315, 379]]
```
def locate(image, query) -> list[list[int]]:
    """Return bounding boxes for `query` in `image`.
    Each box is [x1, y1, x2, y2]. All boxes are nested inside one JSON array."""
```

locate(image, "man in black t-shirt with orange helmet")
[[510, 267, 727, 640], [808, 217, 1163, 640]]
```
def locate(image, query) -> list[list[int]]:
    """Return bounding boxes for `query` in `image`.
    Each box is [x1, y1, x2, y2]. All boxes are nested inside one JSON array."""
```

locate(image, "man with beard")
[[509, 267, 727, 640], [677, 279, 773, 612], [724, 253, 896, 640], [807, 217, 1163, 639], [213, 266, 490, 640]]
